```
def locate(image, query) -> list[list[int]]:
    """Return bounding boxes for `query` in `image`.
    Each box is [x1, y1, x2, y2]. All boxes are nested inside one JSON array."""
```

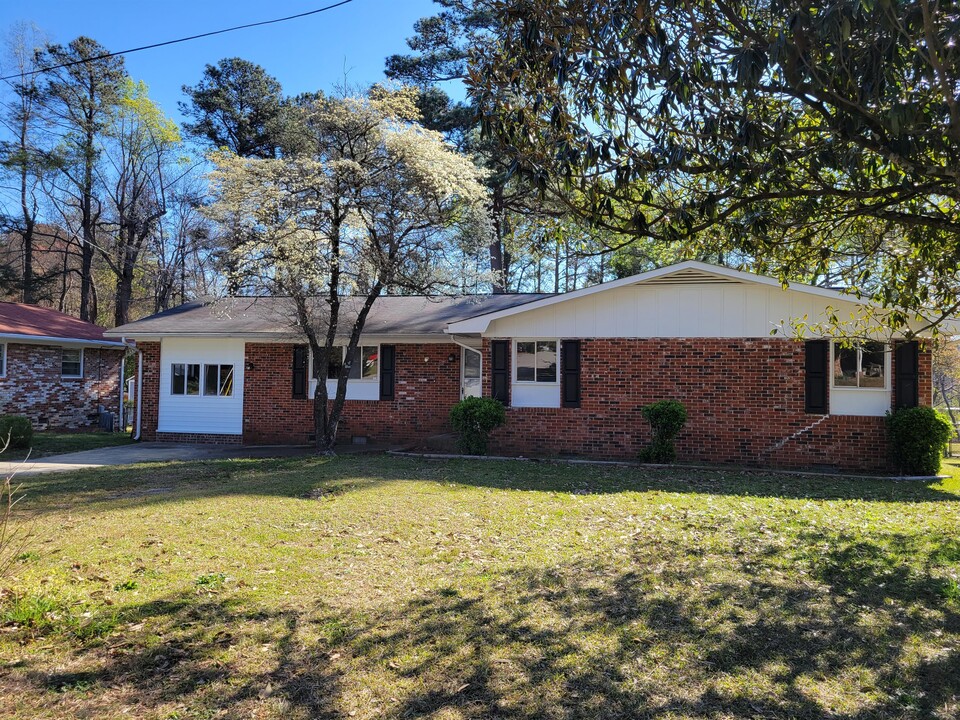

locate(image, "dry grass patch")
[[0, 455, 959, 719]]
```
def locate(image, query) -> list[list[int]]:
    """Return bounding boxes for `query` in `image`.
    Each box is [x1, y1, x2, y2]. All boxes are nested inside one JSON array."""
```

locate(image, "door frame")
[[461, 346, 482, 400]]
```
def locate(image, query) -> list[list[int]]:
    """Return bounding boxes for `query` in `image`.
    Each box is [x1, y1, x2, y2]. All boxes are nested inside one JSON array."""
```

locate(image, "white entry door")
[[461, 348, 482, 399]]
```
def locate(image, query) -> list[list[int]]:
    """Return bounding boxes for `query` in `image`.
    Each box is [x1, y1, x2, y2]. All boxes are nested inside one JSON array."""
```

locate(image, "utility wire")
[[0, 0, 357, 82]]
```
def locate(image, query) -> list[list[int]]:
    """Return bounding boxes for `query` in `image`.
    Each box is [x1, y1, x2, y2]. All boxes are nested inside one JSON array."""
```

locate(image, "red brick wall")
[[135, 337, 933, 472], [0, 343, 124, 430], [241, 342, 462, 445], [135, 341, 161, 440], [482, 337, 932, 472]]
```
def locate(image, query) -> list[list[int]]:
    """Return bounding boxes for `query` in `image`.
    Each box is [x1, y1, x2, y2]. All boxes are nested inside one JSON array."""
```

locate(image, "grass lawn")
[[2, 431, 133, 462], [1, 455, 960, 719]]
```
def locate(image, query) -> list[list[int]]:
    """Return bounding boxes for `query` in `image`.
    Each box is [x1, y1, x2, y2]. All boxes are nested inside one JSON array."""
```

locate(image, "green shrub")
[[449, 397, 507, 455], [638, 400, 688, 463], [0, 415, 32, 450], [886, 405, 953, 476]]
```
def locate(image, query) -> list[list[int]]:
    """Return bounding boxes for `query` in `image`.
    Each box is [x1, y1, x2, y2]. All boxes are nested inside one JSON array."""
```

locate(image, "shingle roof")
[[107, 294, 553, 338], [0, 303, 122, 345]]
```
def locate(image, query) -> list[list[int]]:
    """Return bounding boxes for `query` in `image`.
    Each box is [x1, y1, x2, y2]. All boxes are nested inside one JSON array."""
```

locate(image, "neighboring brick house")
[[0, 304, 127, 430], [108, 262, 937, 472]]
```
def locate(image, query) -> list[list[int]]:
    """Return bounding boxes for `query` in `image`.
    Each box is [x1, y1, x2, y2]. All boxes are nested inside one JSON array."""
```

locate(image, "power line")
[[0, 0, 357, 82]]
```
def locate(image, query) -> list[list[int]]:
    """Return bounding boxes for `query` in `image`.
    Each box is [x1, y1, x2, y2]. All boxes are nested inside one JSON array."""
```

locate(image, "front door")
[[461, 347, 482, 399]]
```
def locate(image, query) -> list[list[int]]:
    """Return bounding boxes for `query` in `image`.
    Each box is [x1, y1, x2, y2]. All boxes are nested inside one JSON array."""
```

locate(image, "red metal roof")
[[0, 303, 117, 343]]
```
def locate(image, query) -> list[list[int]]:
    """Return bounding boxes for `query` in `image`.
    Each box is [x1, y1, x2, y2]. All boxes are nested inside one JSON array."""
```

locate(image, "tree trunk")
[[489, 185, 506, 293], [115, 263, 135, 327], [305, 279, 384, 454], [114, 226, 139, 327], [79, 128, 96, 322], [19, 151, 35, 304], [313, 364, 348, 454]]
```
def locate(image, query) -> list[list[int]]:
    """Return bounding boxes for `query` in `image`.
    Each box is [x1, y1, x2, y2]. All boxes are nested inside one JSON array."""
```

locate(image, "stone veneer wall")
[[0, 343, 125, 430]]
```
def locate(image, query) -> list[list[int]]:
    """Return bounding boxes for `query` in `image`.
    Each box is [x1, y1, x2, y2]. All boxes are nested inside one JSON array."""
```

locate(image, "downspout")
[[118, 342, 126, 433]]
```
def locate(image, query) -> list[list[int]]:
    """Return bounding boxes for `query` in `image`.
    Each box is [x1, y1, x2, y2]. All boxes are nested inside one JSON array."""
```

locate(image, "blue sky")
[[0, 0, 450, 124]]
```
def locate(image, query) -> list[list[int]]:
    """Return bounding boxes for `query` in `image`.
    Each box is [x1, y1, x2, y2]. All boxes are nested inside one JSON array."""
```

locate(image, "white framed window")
[[0, 343, 5, 377], [61, 348, 83, 378], [170, 363, 201, 395], [326, 345, 379, 382], [833, 341, 888, 390], [203, 364, 235, 397], [514, 340, 558, 384]]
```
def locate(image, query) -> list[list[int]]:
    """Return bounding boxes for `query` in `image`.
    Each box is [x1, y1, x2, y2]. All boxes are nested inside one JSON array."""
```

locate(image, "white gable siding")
[[485, 284, 867, 339], [158, 337, 245, 435]]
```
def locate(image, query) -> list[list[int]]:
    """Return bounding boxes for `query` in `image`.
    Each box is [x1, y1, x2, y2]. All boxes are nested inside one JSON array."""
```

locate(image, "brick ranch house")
[[109, 261, 935, 472], [0, 303, 127, 430]]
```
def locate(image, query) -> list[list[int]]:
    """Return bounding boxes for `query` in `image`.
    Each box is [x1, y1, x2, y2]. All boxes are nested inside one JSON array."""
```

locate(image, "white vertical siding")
[[158, 337, 245, 434], [485, 283, 868, 339]]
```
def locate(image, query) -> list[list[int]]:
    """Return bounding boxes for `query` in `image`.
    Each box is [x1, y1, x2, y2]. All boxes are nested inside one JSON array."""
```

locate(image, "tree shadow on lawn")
[[11, 454, 960, 519], [7, 531, 960, 719]]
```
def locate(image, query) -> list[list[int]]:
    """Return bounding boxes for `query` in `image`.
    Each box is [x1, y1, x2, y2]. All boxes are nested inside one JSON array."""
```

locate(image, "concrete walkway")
[[0, 442, 316, 476]]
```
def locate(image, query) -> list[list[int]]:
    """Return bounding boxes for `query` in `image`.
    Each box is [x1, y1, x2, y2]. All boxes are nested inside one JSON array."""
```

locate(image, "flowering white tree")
[[205, 88, 489, 451]]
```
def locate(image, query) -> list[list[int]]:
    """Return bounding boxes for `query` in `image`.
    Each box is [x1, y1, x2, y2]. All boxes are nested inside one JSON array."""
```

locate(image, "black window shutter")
[[292, 345, 308, 399], [379, 345, 396, 401], [491, 340, 509, 403], [804, 339, 829, 414], [895, 340, 919, 409], [561, 340, 581, 408]]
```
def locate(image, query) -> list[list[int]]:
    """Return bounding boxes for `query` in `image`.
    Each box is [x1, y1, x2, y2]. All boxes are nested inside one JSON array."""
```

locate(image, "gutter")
[[448, 334, 483, 352], [0, 332, 126, 348]]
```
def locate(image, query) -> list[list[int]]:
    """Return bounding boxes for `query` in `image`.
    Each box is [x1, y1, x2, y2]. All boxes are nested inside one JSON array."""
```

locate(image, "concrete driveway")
[[0, 442, 314, 476]]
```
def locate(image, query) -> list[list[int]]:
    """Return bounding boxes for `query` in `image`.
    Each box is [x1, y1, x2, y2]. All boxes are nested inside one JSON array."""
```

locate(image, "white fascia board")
[[104, 331, 304, 341], [0, 332, 128, 349], [446, 260, 868, 334]]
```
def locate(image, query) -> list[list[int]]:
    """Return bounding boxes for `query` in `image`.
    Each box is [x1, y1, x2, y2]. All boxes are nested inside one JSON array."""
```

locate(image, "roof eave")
[[104, 330, 455, 343], [0, 332, 128, 348]]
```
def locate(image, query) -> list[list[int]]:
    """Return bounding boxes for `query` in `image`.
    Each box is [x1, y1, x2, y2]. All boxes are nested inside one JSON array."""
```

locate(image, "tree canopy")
[[204, 88, 489, 450], [469, 0, 960, 330], [180, 57, 286, 159]]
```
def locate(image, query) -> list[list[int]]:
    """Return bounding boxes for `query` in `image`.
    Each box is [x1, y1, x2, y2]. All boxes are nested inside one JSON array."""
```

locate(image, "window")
[[515, 340, 557, 383], [833, 341, 887, 389], [326, 346, 379, 381], [61, 348, 83, 378], [171, 363, 201, 395], [203, 364, 234, 396], [0, 343, 5, 377]]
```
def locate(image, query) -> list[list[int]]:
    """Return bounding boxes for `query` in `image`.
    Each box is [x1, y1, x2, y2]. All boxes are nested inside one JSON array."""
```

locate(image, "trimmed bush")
[[449, 397, 507, 455], [639, 399, 687, 463], [886, 406, 953, 476], [0, 415, 32, 450]]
